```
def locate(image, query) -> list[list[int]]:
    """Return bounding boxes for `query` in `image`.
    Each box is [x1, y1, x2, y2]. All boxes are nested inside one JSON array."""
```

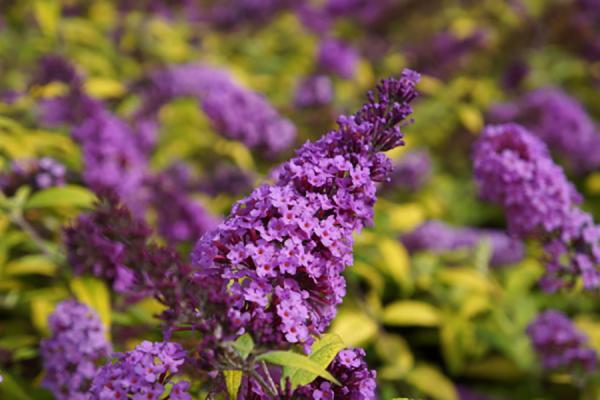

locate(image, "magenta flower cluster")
[[89, 341, 191, 400], [40, 300, 111, 400], [489, 88, 600, 173], [473, 123, 600, 291], [191, 70, 419, 351], [401, 220, 524, 267], [0, 157, 65, 196], [140, 64, 296, 156], [527, 310, 597, 373]]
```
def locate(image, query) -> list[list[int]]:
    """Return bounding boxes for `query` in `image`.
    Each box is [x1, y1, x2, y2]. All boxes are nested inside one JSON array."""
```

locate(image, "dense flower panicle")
[[89, 341, 191, 400], [146, 165, 218, 244], [32, 55, 81, 87], [401, 220, 525, 267], [140, 64, 296, 156], [527, 310, 597, 373], [489, 88, 600, 172], [0, 157, 66, 196], [294, 75, 333, 108], [473, 123, 600, 290], [191, 70, 419, 352], [294, 348, 376, 399], [318, 38, 358, 79], [40, 300, 111, 400], [384, 149, 431, 192]]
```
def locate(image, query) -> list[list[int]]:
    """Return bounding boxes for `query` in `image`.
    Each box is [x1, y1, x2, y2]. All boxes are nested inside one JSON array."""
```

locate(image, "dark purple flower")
[[473, 123, 600, 290], [401, 220, 525, 267], [89, 340, 191, 400], [489, 88, 600, 173], [294, 75, 333, 108], [318, 38, 358, 79], [527, 310, 597, 373], [0, 157, 66, 196], [384, 149, 431, 192], [190, 70, 419, 357], [139, 64, 296, 156], [198, 163, 255, 197], [324, 0, 390, 25], [40, 300, 111, 400]]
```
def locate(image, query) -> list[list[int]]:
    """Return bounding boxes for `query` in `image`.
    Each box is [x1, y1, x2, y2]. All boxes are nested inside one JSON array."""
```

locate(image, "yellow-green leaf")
[[85, 78, 126, 99], [4, 255, 57, 276], [25, 185, 96, 209], [232, 333, 255, 359], [33, 0, 60, 36], [70, 276, 111, 332], [224, 370, 243, 400], [31, 297, 56, 334], [331, 309, 378, 346], [406, 364, 457, 400], [376, 238, 410, 288], [257, 351, 340, 385], [382, 301, 441, 327], [285, 334, 345, 388]]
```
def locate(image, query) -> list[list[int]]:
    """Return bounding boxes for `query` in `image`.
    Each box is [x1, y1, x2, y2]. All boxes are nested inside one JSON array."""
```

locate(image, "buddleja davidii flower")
[[190, 70, 420, 354], [489, 88, 600, 173], [40, 300, 111, 400], [138, 64, 296, 156], [0, 157, 66, 196], [89, 340, 191, 400], [527, 310, 597, 374], [473, 123, 600, 291]]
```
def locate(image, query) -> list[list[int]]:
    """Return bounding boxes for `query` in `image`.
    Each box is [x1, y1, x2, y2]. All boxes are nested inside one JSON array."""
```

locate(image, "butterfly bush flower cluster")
[[198, 163, 255, 197], [146, 164, 219, 244], [527, 310, 597, 373], [89, 341, 191, 400], [489, 88, 600, 173], [40, 300, 111, 399], [473, 123, 600, 291], [318, 38, 358, 79], [0, 157, 65, 196], [294, 75, 333, 108], [384, 149, 431, 192], [401, 220, 524, 267], [139, 64, 296, 156], [191, 70, 419, 355], [294, 348, 376, 399]]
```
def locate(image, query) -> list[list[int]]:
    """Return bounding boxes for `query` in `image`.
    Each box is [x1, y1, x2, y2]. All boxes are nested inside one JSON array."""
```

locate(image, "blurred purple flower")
[[0, 157, 66, 196], [384, 149, 431, 192], [294, 75, 333, 108], [318, 38, 358, 79]]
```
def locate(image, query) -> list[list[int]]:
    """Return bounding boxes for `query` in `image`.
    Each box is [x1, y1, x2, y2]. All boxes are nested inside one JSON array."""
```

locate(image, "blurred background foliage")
[[1, 0, 600, 399]]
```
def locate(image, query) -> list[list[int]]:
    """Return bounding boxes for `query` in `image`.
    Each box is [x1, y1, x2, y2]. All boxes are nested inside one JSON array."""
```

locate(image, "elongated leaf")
[[4, 255, 56, 276], [232, 333, 254, 359], [257, 351, 340, 385], [0, 370, 31, 400], [70, 276, 111, 333], [25, 185, 96, 209], [382, 301, 441, 327], [224, 370, 243, 400], [284, 334, 345, 388], [406, 364, 457, 400]]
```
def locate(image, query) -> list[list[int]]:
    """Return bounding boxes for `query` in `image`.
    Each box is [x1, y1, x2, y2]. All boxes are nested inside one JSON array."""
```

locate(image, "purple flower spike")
[[528, 310, 597, 373], [191, 70, 419, 353], [473, 123, 600, 291], [318, 38, 359, 79], [41, 300, 111, 400]]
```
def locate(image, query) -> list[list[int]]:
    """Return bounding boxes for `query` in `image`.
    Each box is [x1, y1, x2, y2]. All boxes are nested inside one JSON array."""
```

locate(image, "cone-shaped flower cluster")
[[401, 220, 524, 267], [191, 70, 419, 351], [89, 341, 191, 400], [140, 64, 296, 156], [527, 310, 597, 373], [473, 123, 600, 290], [40, 300, 111, 400]]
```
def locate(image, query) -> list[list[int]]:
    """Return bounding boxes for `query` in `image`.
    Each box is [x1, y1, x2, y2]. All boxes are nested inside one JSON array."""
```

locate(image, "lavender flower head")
[[527, 310, 597, 373], [473, 123, 600, 291], [294, 348, 376, 399], [89, 340, 191, 400], [40, 300, 111, 400], [140, 64, 296, 156], [401, 220, 524, 267], [489, 88, 600, 173], [318, 38, 359, 79], [191, 70, 419, 354], [385, 149, 431, 192], [0, 157, 66, 196], [294, 75, 333, 108]]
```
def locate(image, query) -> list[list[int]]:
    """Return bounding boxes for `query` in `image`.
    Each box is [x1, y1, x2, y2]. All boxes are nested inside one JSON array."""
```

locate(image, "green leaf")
[[0, 370, 31, 400], [232, 333, 254, 359], [70, 276, 111, 333], [25, 185, 96, 209], [4, 255, 57, 276], [382, 301, 441, 327], [331, 309, 378, 346], [284, 334, 345, 388], [405, 364, 457, 400], [256, 351, 341, 386], [223, 370, 243, 400]]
